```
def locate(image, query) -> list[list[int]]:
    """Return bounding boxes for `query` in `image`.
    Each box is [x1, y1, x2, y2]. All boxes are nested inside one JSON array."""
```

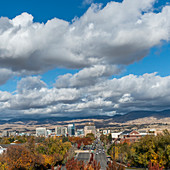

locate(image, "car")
[[107, 161, 110, 165], [96, 152, 98, 155], [83, 147, 87, 150]]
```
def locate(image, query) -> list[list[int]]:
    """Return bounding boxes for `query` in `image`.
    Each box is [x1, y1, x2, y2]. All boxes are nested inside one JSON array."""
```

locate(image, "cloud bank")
[[0, 0, 170, 117], [0, 73, 170, 118]]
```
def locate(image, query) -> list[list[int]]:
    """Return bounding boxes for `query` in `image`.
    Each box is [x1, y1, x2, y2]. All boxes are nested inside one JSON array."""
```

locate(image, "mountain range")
[[1, 109, 169, 125]]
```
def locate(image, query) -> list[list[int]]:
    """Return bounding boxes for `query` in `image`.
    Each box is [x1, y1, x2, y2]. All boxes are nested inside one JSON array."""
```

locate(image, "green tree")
[[100, 134, 108, 145], [108, 133, 112, 144]]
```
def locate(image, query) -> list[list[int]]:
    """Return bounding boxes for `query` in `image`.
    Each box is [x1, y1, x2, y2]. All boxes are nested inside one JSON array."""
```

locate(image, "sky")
[[0, 0, 170, 119]]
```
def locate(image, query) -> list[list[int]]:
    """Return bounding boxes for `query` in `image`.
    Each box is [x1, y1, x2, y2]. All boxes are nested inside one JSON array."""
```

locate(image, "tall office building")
[[36, 127, 47, 137], [84, 122, 96, 137], [55, 126, 67, 136], [68, 124, 75, 136]]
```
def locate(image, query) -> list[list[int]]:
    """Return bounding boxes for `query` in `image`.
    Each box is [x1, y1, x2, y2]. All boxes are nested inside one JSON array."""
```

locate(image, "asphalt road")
[[77, 152, 90, 163], [94, 144, 108, 170]]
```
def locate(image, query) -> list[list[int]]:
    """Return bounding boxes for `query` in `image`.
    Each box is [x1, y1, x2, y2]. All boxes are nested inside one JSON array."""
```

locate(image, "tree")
[[86, 159, 101, 170], [25, 136, 36, 153], [62, 136, 69, 143], [0, 154, 8, 170], [86, 133, 95, 141], [0, 137, 10, 144], [108, 133, 112, 144], [35, 137, 72, 168], [66, 158, 85, 170], [106, 160, 125, 170], [100, 134, 108, 145], [66, 158, 101, 170], [148, 161, 163, 170], [6, 145, 35, 169]]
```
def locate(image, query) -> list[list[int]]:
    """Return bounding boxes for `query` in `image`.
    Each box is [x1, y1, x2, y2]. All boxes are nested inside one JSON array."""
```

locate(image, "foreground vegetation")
[[0, 131, 169, 169], [0, 136, 72, 169], [108, 130, 170, 169], [0, 134, 96, 169]]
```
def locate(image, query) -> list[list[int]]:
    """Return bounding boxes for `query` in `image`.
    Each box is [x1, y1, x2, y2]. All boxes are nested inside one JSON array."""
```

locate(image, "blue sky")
[[0, 0, 170, 118]]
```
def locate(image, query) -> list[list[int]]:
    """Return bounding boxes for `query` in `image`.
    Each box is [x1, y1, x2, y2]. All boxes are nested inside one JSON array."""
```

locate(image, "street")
[[94, 143, 108, 170], [77, 152, 90, 163], [75, 139, 108, 170]]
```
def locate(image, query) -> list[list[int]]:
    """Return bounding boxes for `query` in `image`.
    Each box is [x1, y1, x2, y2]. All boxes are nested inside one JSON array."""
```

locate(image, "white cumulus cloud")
[[0, 73, 170, 118], [0, 0, 169, 76]]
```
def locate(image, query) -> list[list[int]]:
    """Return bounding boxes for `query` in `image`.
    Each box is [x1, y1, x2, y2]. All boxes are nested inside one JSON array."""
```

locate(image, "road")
[[94, 143, 108, 170], [77, 152, 90, 164]]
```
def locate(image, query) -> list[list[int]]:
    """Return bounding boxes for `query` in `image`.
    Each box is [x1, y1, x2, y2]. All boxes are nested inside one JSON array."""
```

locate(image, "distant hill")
[[111, 110, 170, 123], [4, 109, 170, 125]]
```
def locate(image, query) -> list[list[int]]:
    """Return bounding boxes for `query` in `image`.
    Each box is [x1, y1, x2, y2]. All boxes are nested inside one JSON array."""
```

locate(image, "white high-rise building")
[[84, 122, 96, 137], [36, 127, 47, 137]]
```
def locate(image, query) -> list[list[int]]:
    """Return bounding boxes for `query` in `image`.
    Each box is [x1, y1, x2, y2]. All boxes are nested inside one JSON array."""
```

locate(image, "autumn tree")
[[148, 161, 163, 170], [6, 145, 35, 169], [107, 130, 170, 169], [86, 133, 95, 141], [35, 137, 72, 168], [66, 158, 85, 170], [0, 153, 8, 169], [106, 160, 125, 170], [0, 137, 10, 144], [25, 136, 36, 153], [100, 134, 108, 145]]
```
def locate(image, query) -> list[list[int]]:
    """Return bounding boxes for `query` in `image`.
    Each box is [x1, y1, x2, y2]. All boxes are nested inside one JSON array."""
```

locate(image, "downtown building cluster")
[[36, 122, 96, 137], [0, 122, 96, 138]]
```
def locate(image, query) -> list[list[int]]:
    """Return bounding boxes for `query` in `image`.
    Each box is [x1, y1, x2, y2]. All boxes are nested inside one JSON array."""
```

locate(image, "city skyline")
[[0, 0, 170, 119]]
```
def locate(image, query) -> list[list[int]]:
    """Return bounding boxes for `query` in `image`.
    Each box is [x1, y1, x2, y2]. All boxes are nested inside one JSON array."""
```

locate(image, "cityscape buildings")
[[76, 129, 84, 137], [55, 126, 67, 136], [67, 124, 75, 136], [36, 127, 47, 137], [84, 122, 96, 137]]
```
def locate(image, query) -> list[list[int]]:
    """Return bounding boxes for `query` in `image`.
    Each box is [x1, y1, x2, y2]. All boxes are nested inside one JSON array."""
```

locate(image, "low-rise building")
[[47, 130, 52, 136], [118, 130, 141, 144], [103, 129, 111, 135], [2, 131, 9, 137], [76, 129, 84, 137], [111, 132, 122, 139], [0, 146, 7, 154]]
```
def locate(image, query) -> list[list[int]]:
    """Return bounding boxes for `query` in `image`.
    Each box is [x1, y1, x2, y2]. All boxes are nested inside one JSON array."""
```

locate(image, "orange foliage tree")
[[106, 160, 125, 170], [5, 145, 35, 169], [69, 137, 93, 146], [66, 158, 85, 170], [66, 157, 101, 170]]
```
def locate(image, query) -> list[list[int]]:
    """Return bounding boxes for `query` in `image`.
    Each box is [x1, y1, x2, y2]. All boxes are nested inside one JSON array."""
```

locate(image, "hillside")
[[2, 109, 170, 125]]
